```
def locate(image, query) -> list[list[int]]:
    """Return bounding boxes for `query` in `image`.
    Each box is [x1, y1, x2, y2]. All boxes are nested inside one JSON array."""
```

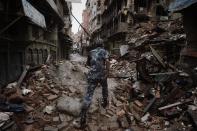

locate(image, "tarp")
[[21, 0, 46, 28], [169, 0, 197, 12]]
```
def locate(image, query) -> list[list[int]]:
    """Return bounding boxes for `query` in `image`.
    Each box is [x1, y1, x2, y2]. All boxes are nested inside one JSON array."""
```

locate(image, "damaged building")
[[82, 0, 173, 54], [0, 0, 72, 88], [100, 0, 133, 54], [0, 0, 197, 130]]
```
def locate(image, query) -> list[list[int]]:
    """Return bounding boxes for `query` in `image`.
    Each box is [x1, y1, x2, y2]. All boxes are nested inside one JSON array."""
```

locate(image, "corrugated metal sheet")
[[169, 0, 197, 12]]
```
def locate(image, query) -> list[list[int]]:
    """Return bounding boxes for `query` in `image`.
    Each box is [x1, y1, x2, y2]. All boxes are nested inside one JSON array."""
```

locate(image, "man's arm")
[[86, 54, 91, 67], [106, 59, 110, 77], [103, 49, 110, 77], [105, 56, 110, 78]]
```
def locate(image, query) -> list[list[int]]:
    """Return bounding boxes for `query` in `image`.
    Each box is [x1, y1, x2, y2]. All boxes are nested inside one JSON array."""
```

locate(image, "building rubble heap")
[[108, 17, 197, 131], [0, 18, 197, 131], [0, 0, 197, 131]]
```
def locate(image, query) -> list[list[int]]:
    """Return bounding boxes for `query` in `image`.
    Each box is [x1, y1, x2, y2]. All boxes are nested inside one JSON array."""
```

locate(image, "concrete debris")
[[6, 82, 17, 89], [165, 121, 170, 127], [120, 45, 129, 56], [88, 123, 99, 131], [51, 89, 60, 95], [43, 106, 55, 114], [99, 16, 196, 131], [52, 117, 59, 122], [47, 95, 58, 101], [0, 59, 91, 129], [57, 122, 67, 130], [0, 50, 195, 131], [0, 112, 12, 127], [117, 116, 130, 128], [59, 114, 73, 122], [44, 126, 58, 131], [1, 19, 196, 130], [23, 125, 36, 131], [59, 114, 66, 122], [110, 60, 136, 78], [38, 77, 46, 82], [57, 95, 82, 117], [141, 113, 150, 122], [188, 105, 197, 111], [125, 129, 134, 131], [22, 89, 32, 96], [116, 109, 126, 117]]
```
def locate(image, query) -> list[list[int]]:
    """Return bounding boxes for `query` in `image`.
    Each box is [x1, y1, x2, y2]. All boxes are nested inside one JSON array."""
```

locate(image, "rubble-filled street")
[[0, 54, 135, 131], [0, 0, 197, 131], [0, 49, 197, 130]]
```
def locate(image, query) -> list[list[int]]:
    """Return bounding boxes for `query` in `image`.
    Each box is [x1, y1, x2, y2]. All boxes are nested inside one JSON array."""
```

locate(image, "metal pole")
[[70, 12, 91, 37]]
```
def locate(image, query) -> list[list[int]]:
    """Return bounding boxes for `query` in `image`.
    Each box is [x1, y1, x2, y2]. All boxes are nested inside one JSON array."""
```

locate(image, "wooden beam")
[[149, 45, 166, 68], [17, 66, 30, 88], [0, 16, 23, 35]]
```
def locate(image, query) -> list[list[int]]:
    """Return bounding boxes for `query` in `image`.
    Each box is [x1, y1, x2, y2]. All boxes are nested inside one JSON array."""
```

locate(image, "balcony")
[[108, 22, 128, 37]]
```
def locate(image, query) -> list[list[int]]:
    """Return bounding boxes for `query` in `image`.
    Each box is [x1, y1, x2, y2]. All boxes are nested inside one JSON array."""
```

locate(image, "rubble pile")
[[128, 18, 185, 45], [0, 20, 196, 131], [0, 59, 89, 131], [111, 19, 197, 131], [128, 18, 186, 65], [110, 59, 136, 78], [0, 55, 135, 131]]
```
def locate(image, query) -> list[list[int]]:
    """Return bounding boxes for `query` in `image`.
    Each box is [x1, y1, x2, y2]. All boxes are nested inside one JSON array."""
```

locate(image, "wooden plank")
[[0, 16, 22, 35], [17, 66, 30, 88], [143, 97, 156, 114], [149, 45, 166, 68], [159, 99, 192, 110]]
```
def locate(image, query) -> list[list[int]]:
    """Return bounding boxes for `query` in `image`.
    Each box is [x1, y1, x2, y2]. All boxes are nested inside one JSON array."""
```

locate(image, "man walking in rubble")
[[77, 39, 110, 128]]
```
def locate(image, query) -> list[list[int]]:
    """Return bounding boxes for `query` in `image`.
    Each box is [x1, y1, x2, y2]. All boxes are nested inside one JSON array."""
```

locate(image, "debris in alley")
[[1, 19, 196, 131], [0, 112, 13, 127], [0, 0, 197, 130]]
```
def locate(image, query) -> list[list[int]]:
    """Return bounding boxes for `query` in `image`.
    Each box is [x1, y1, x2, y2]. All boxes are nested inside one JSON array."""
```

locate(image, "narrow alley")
[[0, 0, 197, 131]]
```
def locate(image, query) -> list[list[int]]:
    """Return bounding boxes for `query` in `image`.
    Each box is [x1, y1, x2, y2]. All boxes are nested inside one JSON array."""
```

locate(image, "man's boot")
[[80, 109, 87, 128]]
